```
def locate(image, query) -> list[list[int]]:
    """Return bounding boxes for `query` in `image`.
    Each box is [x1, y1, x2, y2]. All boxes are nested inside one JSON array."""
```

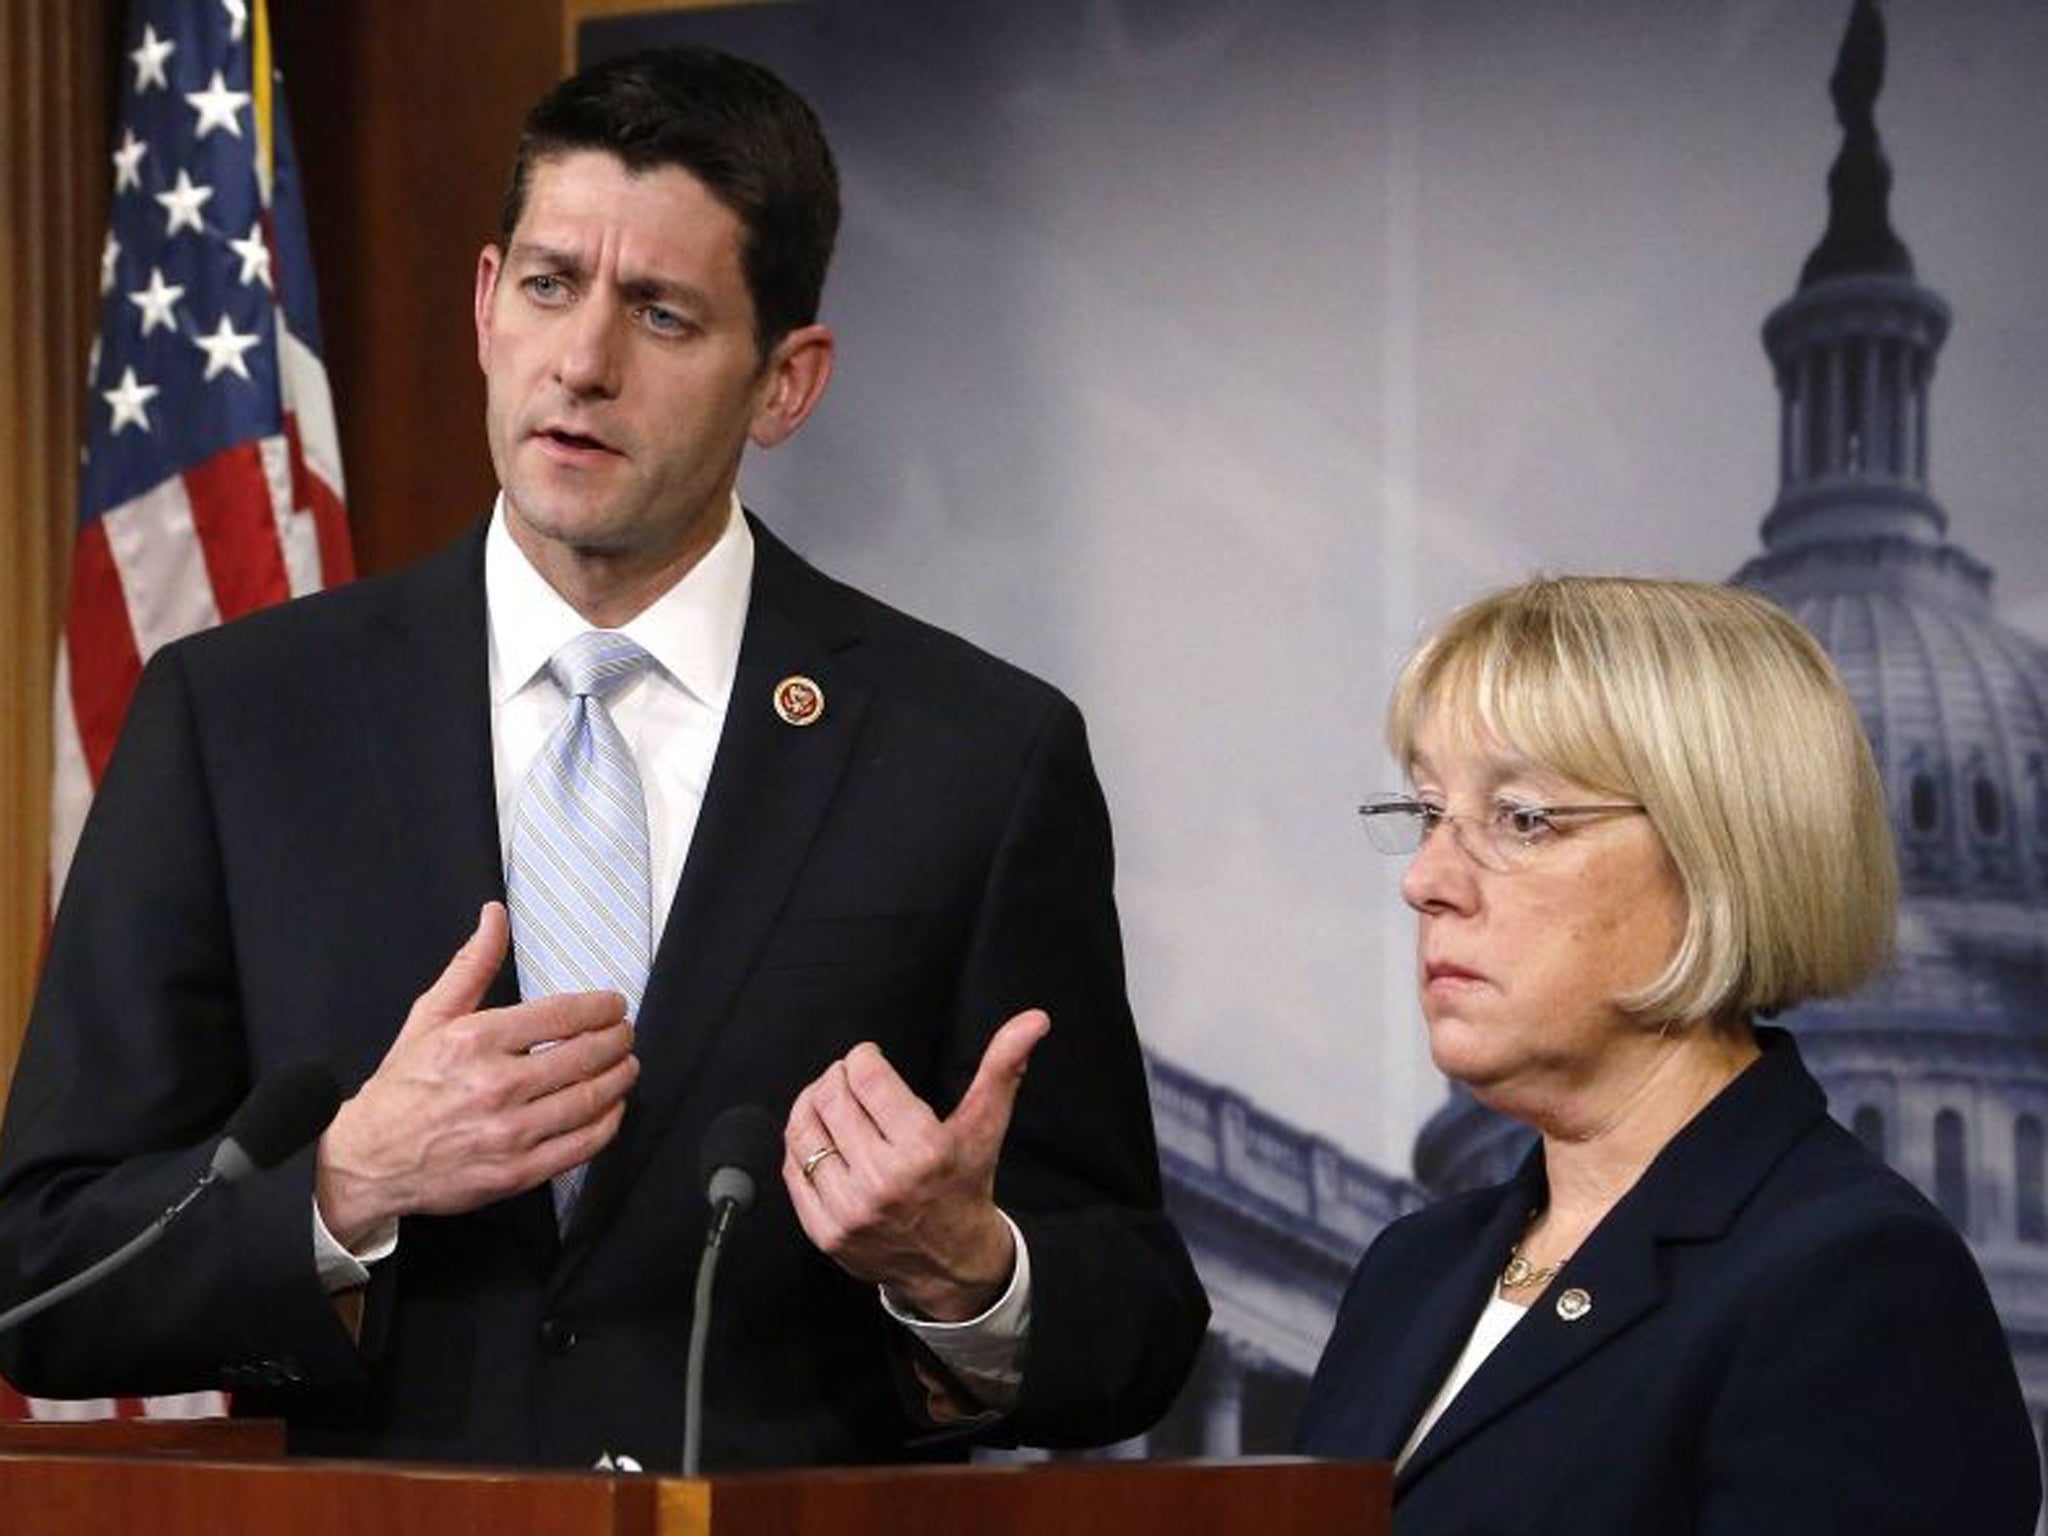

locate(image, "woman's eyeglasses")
[[1357, 795, 1646, 872]]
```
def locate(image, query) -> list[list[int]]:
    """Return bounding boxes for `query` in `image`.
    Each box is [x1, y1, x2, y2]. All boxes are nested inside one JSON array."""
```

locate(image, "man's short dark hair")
[[499, 46, 840, 356]]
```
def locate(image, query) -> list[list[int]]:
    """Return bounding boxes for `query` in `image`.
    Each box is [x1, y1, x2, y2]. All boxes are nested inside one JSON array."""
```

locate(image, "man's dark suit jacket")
[[1296, 1029, 2039, 1534], [0, 515, 1207, 1469]]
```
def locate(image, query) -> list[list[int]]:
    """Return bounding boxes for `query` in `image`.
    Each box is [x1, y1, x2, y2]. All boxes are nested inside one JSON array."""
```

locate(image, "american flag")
[[2, 0, 350, 1422]]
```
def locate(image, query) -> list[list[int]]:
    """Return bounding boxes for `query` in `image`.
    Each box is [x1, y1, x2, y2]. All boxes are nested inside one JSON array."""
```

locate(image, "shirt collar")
[[484, 491, 754, 711]]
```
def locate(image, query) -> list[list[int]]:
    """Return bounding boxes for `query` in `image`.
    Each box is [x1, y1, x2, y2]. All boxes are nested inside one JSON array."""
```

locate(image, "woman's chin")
[[1425, 1016, 1504, 1089], [1426, 1020, 1543, 1118]]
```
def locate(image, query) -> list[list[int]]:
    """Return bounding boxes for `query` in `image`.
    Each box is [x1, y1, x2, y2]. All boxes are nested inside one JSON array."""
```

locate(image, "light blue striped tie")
[[507, 631, 654, 1223]]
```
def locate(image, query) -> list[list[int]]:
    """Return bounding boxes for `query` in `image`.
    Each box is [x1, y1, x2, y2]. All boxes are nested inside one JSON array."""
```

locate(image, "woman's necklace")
[[1499, 1210, 1563, 1291], [1497, 1246, 1562, 1291]]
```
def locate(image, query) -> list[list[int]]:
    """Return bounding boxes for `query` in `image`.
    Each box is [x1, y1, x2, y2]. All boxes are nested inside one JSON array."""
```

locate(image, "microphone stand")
[[0, 1168, 224, 1335], [678, 1105, 777, 1477], [680, 1195, 742, 1478]]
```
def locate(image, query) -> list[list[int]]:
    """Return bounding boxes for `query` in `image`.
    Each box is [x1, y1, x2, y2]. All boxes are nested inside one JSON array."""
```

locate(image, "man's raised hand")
[[783, 1009, 1050, 1321], [314, 902, 638, 1248]]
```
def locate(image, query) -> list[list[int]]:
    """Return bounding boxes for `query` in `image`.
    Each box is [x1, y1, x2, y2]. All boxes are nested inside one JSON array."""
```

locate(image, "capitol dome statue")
[[1413, 0, 2048, 1427]]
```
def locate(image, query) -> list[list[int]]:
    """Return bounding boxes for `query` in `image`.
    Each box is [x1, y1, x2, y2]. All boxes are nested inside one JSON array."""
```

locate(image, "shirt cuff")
[[311, 1199, 398, 1293], [878, 1210, 1031, 1410]]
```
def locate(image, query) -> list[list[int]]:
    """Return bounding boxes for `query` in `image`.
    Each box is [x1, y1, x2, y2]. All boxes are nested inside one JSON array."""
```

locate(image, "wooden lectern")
[[0, 1419, 1389, 1535]]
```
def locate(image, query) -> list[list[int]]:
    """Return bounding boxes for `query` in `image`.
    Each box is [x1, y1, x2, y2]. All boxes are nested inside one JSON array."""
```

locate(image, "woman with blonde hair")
[[1297, 577, 2038, 1534]]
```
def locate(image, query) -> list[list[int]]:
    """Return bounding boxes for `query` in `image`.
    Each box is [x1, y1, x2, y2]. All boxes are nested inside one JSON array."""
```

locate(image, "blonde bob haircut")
[[1388, 577, 1896, 1028]]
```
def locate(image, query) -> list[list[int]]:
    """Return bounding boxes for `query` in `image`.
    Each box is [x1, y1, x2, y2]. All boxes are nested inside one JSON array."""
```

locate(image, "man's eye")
[[641, 306, 694, 336], [524, 275, 568, 303]]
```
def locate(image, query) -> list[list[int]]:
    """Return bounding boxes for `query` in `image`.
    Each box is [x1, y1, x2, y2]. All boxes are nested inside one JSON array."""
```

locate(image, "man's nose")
[[554, 297, 623, 398]]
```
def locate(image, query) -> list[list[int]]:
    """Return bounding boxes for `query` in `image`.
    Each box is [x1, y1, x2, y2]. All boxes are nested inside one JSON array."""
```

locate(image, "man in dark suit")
[[0, 45, 1205, 1469]]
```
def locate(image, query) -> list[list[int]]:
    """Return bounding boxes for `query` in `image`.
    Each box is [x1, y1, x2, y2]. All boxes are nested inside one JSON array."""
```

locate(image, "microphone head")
[[707, 1165, 759, 1213], [699, 1105, 782, 1214], [214, 1062, 343, 1181]]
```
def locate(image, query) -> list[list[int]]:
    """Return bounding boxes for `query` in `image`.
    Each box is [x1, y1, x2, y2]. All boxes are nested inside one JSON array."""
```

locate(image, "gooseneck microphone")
[[701, 1104, 781, 1247], [0, 1063, 342, 1337], [682, 1104, 783, 1476], [208, 1062, 345, 1184]]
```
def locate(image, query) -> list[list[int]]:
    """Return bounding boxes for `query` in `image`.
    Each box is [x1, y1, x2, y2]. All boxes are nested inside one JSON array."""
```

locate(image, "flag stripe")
[[259, 432, 322, 599], [283, 411, 354, 588], [0, 1389, 230, 1421], [48, 649, 95, 899], [185, 440, 293, 620], [280, 322, 345, 496], [306, 449, 353, 588], [61, 520, 145, 782], [101, 477, 225, 659]]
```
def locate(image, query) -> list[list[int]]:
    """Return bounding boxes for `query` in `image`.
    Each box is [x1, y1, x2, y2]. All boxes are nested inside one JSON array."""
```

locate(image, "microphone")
[[0, 1063, 342, 1337], [698, 1103, 782, 1250], [211, 1061, 347, 1183], [682, 1105, 782, 1476]]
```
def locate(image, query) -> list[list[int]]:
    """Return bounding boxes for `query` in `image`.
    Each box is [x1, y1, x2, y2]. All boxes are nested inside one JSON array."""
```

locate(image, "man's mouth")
[[536, 425, 617, 455]]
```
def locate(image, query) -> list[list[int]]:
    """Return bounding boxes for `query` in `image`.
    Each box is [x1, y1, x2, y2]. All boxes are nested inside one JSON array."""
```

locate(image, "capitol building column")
[[1198, 1339, 1249, 1459]]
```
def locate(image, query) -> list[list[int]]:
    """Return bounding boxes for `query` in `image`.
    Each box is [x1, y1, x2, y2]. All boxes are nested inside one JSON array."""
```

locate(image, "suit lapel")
[[558, 519, 871, 1264], [1395, 1200, 1665, 1490], [1350, 1175, 1536, 1459], [350, 520, 558, 1264], [1397, 1030, 1825, 1492], [352, 521, 517, 1010]]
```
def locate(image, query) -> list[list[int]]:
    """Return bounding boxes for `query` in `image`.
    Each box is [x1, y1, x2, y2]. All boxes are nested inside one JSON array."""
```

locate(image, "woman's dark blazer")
[[1296, 1028, 2040, 1534]]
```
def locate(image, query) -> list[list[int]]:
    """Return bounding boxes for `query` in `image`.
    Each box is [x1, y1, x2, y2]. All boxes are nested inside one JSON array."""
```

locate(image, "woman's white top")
[[1394, 1290, 1529, 1471]]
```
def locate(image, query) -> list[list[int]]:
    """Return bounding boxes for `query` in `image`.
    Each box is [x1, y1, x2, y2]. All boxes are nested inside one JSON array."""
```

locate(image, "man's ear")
[[474, 245, 504, 372], [749, 324, 835, 449]]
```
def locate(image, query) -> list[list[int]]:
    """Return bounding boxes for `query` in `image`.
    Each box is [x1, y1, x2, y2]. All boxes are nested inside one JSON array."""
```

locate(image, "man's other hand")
[[783, 1009, 1050, 1321]]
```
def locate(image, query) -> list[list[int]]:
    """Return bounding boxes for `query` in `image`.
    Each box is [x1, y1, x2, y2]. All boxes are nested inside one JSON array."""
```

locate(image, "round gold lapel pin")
[[773, 675, 825, 727], [1554, 1287, 1593, 1322]]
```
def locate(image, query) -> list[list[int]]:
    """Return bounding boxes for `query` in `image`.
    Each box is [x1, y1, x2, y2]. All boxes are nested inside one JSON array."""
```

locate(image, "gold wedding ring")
[[800, 1143, 842, 1180]]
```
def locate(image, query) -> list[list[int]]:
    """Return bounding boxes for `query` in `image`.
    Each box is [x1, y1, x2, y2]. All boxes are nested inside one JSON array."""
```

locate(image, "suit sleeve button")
[[539, 1315, 577, 1355]]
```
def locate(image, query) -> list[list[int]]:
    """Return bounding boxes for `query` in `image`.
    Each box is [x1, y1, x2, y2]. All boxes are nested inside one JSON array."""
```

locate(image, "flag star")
[[100, 232, 122, 295], [130, 24, 175, 93], [186, 71, 252, 140], [192, 314, 261, 381], [112, 129, 149, 194], [127, 267, 187, 337], [229, 222, 273, 290], [103, 367, 161, 434], [222, 0, 249, 43], [156, 170, 214, 236]]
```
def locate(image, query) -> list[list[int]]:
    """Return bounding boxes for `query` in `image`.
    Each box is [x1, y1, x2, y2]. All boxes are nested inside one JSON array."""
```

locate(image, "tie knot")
[[550, 631, 653, 701]]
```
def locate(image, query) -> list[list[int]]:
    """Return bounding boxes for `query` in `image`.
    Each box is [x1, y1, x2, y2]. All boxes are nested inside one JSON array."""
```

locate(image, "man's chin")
[[504, 496, 635, 559]]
